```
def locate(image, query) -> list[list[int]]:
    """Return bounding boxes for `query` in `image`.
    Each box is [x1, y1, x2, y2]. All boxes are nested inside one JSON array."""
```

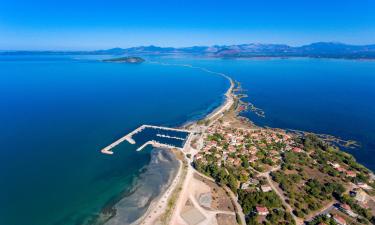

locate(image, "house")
[[346, 170, 356, 178], [338, 204, 357, 217], [357, 182, 373, 190], [233, 158, 242, 167], [333, 214, 347, 225], [195, 154, 202, 160], [261, 185, 272, 192], [339, 203, 351, 211], [330, 162, 341, 169], [241, 181, 251, 190], [255, 206, 269, 216], [248, 146, 257, 154], [337, 167, 347, 173], [230, 137, 237, 145], [249, 178, 260, 185], [240, 170, 250, 177], [249, 156, 258, 163], [227, 158, 235, 164], [228, 146, 236, 153], [241, 178, 259, 190], [292, 147, 302, 153], [210, 140, 218, 146]]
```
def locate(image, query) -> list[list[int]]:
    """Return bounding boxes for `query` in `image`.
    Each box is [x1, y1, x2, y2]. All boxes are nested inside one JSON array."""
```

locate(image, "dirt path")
[[259, 169, 303, 225]]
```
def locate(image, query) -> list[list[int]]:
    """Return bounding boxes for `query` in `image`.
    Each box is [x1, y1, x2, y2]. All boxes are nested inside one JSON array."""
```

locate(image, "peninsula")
[[121, 69, 375, 225], [101, 64, 375, 225]]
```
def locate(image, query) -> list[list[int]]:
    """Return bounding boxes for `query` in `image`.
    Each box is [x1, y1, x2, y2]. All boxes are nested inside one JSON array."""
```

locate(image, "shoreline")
[[100, 63, 235, 225], [130, 161, 183, 225], [103, 60, 374, 225], [132, 64, 236, 225], [131, 149, 187, 225], [102, 147, 180, 225], [138, 61, 374, 225]]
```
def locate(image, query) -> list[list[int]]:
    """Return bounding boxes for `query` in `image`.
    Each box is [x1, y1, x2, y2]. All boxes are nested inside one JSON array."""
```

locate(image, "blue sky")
[[0, 0, 374, 50]]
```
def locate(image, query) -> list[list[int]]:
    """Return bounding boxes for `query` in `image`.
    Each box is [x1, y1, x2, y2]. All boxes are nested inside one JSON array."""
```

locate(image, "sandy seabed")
[[102, 148, 180, 225]]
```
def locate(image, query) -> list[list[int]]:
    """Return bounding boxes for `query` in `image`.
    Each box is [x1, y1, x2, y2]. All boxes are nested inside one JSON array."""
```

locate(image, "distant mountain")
[[2, 42, 375, 59], [296, 42, 375, 58]]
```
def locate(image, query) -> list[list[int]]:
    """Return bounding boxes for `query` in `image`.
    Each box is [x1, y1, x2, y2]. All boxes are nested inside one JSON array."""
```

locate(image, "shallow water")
[[103, 148, 179, 225]]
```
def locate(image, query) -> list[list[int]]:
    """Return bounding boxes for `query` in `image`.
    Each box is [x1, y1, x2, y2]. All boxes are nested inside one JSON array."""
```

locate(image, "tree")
[[243, 160, 250, 168]]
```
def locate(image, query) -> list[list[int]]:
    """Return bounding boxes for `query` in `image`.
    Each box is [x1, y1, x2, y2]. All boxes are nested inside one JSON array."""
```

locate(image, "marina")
[[101, 125, 192, 154]]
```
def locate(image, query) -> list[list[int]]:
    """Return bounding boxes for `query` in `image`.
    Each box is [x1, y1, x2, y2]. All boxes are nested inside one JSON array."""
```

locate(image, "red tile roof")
[[256, 206, 269, 214], [333, 214, 347, 225], [340, 203, 351, 211]]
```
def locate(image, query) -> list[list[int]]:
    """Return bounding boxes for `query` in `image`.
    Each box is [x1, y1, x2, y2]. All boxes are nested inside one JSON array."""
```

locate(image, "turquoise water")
[[161, 57, 375, 171], [0, 56, 228, 225]]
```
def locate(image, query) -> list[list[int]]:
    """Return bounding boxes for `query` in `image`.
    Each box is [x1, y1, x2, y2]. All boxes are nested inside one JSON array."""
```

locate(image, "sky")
[[0, 0, 374, 50]]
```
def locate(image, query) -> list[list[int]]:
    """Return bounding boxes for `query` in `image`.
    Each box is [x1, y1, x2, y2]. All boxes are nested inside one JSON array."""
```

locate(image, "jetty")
[[156, 134, 185, 140], [101, 124, 191, 155], [136, 140, 179, 151]]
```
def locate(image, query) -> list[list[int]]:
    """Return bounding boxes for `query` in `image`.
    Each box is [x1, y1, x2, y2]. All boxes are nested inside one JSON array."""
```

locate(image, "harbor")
[[101, 125, 192, 154]]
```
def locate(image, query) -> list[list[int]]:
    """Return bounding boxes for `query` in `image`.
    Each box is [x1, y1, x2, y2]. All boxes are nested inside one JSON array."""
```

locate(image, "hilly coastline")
[[2, 42, 375, 59]]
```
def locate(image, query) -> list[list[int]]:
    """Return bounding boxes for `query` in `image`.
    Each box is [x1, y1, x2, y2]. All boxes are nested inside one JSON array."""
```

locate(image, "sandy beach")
[[100, 63, 236, 225]]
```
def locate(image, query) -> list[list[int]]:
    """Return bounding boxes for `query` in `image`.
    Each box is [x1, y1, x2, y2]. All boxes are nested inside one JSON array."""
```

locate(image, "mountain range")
[[2, 42, 375, 59]]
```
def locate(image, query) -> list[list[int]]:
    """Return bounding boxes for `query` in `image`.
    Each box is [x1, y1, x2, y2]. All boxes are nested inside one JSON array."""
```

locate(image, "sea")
[[0, 55, 228, 225], [162, 57, 375, 171], [0, 55, 374, 225]]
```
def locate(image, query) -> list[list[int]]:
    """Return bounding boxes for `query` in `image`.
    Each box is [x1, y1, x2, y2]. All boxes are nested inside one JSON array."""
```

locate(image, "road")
[[304, 203, 335, 222], [258, 167, 303, 225]]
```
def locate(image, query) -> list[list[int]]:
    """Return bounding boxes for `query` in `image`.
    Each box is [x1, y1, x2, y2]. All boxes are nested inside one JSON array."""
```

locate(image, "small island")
[[102, 56, 145, 64]]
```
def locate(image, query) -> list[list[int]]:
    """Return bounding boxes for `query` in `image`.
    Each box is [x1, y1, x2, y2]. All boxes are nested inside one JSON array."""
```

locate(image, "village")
[[193, 120, 375, 225], [135, 79, 375, 225]]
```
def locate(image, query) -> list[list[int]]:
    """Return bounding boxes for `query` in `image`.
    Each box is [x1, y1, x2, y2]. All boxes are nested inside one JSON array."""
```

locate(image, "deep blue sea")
[[0, 55, 228, 225], [162, 57, 375, 171], [1, 55, 374, 225]]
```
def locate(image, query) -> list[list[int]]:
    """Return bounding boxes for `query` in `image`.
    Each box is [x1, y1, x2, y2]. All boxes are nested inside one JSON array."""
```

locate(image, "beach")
[[99, 64, 236, 225], [133, 66, 236, 225]]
